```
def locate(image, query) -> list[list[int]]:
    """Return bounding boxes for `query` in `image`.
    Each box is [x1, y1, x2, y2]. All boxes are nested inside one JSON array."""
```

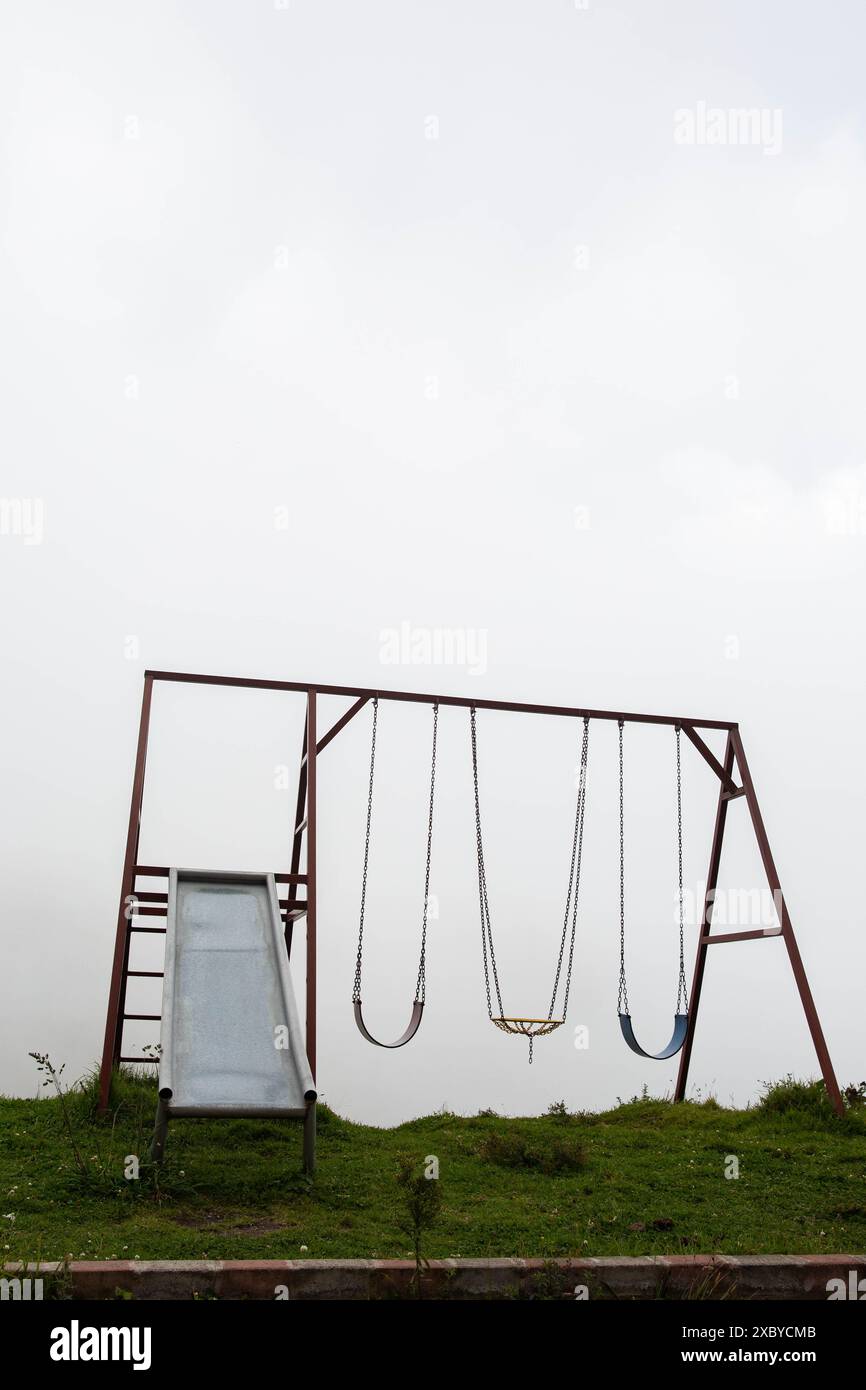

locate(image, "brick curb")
[[7, 1254, 865, 1300]]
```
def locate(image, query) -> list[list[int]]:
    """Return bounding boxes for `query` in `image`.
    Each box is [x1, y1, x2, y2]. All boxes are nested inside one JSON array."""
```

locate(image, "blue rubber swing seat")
[[618, 1012, 689, 1060], [616, 724, 690, 1063]]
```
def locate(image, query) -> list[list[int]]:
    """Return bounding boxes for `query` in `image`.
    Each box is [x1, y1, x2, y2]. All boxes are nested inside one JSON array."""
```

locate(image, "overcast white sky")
[[2, 1, 865, 1123]]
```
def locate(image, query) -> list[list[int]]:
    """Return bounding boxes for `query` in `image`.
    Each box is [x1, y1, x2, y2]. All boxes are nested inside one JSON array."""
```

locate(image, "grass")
[[1, 1067, 865, 1264]]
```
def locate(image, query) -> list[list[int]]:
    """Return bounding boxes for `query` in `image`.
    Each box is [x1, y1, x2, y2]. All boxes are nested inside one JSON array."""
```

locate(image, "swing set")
[[99, 671, 845, 1121]]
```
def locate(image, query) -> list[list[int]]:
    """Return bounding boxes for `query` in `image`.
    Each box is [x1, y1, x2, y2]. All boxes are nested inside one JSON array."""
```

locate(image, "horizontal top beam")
[[144, 670, 736, 731]]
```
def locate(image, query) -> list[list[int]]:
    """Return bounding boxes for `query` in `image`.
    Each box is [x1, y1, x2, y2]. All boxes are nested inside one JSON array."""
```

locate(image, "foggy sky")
[[2, 1, 865, 1123]]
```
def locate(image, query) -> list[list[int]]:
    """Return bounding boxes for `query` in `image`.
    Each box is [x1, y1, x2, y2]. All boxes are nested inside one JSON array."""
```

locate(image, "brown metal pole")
[[98, 674, 154, 1111], [730, 728, 844, 1116], [305, 690, 317, 1080], [674, 733, 735, 1103], [285, 712, 308, 959]]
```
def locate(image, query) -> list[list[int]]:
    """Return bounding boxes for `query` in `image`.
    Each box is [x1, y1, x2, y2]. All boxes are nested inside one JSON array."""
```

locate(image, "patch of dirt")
[[171, 1209, 228, 1230], [171, 1209, 284, 1236], [227, 1220, 285, 1237]]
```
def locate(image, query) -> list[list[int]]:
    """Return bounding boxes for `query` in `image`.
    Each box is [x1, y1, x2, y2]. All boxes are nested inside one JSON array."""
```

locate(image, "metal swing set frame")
[[98, 670, 844, 1118]]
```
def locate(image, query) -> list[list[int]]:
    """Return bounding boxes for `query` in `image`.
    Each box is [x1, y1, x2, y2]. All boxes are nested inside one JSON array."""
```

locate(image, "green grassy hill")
[[1, 1068, 864, 1263]]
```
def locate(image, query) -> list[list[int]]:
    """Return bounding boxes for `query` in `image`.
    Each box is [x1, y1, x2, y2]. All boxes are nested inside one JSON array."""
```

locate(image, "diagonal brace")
[[316, 696, 369, 755], [681, 722, 739, 795]]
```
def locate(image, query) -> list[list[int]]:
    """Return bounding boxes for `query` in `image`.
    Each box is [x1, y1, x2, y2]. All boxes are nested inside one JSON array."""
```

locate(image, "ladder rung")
[[722, 786, 745, 800], [119, 1056, 157, 1064], [123, 1013, 161, 1021], [128, 970, 164, 978], [129, 925, 166, 934], [130, 906, 166, 918], [283, 908, 308, 921]]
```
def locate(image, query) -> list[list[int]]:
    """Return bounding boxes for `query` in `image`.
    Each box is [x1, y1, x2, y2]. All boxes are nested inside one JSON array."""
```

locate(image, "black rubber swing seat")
[[618, 1012, 688, 1060], [353, 1000, 424, 1049]]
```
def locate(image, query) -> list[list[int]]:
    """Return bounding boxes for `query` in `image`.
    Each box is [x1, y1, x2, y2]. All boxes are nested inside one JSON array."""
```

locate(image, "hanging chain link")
[[415, 703, 439, 1003], [354, 698, 439, 1007], [353, 697, 379, 1003], [470, 706, 505, 1021], [547, 716, 590, 1022], [617, 720, 629, 1016], [675, 724, 689, 1015]]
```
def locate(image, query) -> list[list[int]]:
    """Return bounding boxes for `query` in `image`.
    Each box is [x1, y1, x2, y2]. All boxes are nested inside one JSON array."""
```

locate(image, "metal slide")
[[150, 869, 316, 1171]]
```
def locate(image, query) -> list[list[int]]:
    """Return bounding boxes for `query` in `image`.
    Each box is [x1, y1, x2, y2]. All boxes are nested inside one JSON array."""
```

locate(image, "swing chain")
[[470, 706, 505, 1021], [675, 724, 689, 1015], [353, 697, 379, 1004], [415, 702, 439, 1004], [617, 720, 628, 1016], [355, 697, 439, 1008], [548, 716, 590, 1022]]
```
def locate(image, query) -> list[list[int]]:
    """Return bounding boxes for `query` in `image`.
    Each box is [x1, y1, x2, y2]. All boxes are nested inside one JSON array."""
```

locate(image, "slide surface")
[[156, 870, 316, 1117]]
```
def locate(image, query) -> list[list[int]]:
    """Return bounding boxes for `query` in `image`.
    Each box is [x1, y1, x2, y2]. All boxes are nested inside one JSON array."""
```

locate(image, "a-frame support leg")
[[674, 733, 734, 1104], [305, 691, 317, 1083], [731, 727, 843, 1116], [675, 728, 844, 1117], [284, 711, 308, 960]]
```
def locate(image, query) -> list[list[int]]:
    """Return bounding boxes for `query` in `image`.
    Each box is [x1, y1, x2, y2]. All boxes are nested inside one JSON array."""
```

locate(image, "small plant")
[[547, 1100, 572, 1123], [28, 1053, 167, 1200], [678, 1267, 737, 1301], [395, 1156, 442, 1299], [29, 1054, 89, 1179], [843, 1082, 866, 1110], [615, 1083, 659, 1106]]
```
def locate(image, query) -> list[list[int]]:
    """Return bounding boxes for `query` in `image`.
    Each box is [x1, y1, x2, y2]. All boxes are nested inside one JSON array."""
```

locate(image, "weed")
[[546, 1100, 573, 1123], [394, 1156, 442, 1299]]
